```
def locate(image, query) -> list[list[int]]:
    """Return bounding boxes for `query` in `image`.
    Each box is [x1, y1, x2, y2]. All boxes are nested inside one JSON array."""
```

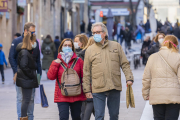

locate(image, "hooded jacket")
[[142, 47, 180, 105], [16, 43, 38, 89], [41, 38, 56, 70], [47, 53, 86, 103]]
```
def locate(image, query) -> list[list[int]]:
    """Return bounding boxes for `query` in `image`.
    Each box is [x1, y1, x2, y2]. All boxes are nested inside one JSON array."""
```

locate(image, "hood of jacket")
[[44, 38, 52, 44]]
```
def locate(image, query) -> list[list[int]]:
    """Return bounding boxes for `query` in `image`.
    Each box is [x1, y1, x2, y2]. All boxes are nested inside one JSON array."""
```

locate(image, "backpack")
[[44, 45, 51, 55], [56, 57, 81, 96]]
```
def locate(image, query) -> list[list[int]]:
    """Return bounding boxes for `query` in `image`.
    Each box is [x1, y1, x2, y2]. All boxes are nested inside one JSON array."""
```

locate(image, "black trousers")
[[57, 101, 82, 120], [0, 65, 4, 81], [21, 88, 32, 117], [81, 99, 95, 120], [152, 104, 180, 120]]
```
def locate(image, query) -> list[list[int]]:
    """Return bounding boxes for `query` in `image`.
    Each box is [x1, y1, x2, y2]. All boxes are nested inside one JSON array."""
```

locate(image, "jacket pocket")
[[109, 49, 119, 62], [92, 72, 105, 89], [111, 71, 121, 87], [92, 52, 102, 64]]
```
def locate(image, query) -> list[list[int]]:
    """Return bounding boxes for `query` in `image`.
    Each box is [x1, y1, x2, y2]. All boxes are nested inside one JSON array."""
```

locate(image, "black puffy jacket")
[[145, 42, 160, 59], [16, 43, 38, 89]]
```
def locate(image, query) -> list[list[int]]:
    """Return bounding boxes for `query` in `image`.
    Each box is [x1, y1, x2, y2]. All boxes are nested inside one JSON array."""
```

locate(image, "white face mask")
[[32, 42, 37, 48], [74, 42, 79, 49], [159, 38, 164, 44]]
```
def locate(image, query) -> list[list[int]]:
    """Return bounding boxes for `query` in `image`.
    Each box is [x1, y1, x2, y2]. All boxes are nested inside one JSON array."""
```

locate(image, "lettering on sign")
[[0, 0, 8, 12]]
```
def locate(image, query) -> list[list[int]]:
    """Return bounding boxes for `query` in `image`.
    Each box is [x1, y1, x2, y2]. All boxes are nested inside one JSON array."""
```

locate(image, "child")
[[0, 44, 7, 84]]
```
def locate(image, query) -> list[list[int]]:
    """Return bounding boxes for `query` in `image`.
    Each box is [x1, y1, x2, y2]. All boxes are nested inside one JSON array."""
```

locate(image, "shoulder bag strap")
[[158, 52, 177, 75], [71, 57, 79, 69]]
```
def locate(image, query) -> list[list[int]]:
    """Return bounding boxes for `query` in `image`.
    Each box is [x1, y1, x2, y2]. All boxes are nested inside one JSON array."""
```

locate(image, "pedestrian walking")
[[145, 19, 151, 33], [146, 32, 165, 59], [141, 36, 151, 65], [124, 27, 132, 50], [14, 33, 21, 39], [0, 44, 7, 84], [113, 22, 117, 40], [83, 22, 134, 120], [116, 21, 122, 44], [16, 31, 39, 120], [78, 37, 95, 120], [142, 35, 180, 120], [41, 35, 56, 78], [64, 29, 74, 40], [47, 38, 86, 120], [8, 22, 42, 120], [80, 20, 85, 33], [54, 36, 61, 59], [173, 24, 180, 41], [78, 36, 95, 61], [74, 34, 88, 56]]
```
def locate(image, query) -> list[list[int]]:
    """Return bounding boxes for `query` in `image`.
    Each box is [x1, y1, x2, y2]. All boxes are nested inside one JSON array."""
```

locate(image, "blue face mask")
[[62, 47, 72, 53], [93, 34, 102, 43]]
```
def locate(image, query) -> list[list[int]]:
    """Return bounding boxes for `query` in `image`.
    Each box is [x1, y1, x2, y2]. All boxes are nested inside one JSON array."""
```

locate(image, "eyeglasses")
[[92, 31, 103, 35]]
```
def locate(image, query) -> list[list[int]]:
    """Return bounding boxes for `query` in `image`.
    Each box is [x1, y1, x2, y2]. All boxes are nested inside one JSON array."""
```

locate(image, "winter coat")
[[54, 39, 61, 59], [64, 31, 74, 40], [0, 50, 7, 66], [145, 20, 151, 33], [41, 38, 56, 70], [141, 40, 151, 57], [8, 33, 42, 75], [124, 30, 132, 43], [47, 53, 86, 103], [78, 49, 86, 61], [80, 22, 85, 33], [142, 47, 180, 105], [145, 42, 160, 59], [75, 48, 83, 57], [83, 40, 134, 93], [173, 27, 180, 39], [16, 44, 38, 89]]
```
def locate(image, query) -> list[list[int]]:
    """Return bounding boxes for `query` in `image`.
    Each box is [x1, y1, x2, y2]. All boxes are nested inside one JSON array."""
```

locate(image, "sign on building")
[[73, 0, 85, 3], [0, 0, 8, 12], [18, 0, 26, 7]]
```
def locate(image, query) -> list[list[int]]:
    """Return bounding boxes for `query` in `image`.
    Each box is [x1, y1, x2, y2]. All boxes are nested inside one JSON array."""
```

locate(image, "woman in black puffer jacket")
[[16, 32, 38, 120]]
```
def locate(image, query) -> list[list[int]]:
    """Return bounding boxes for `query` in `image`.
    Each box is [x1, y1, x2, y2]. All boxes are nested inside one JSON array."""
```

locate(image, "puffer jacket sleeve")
[[142, 56, 152, 100], [82, 49, 91, 93], [145, 46, 155, 59], [47, 61, 60, 80], [117, 43, 134, 81], [19, 51, 35, 79]]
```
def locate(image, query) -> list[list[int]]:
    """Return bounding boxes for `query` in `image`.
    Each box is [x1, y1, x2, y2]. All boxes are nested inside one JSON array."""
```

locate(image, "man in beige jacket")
[[83, 22, 134, 120]]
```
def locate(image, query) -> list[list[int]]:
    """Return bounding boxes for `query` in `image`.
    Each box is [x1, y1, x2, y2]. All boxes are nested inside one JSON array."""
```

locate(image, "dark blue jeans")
[[57, 101, 82, 120], [93, 89, 121, 120]]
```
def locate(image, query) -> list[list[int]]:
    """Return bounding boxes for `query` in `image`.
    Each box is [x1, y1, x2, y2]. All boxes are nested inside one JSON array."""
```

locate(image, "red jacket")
[[47, 53, 86, 103]]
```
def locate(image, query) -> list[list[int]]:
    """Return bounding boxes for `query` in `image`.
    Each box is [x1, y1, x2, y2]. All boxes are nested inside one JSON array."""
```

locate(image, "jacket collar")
[[95, 40, 109, 49], [57, 52, 77, 65]]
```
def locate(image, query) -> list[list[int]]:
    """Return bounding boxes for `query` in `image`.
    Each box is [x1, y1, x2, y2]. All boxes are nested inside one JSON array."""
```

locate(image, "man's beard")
[[30, 34, 36, 42]]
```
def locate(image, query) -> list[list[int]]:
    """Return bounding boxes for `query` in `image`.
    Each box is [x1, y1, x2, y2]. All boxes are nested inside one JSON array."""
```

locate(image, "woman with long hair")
[[74, 34, 88, 56], [16, 31, 39, 120], [142, 35, 180, 120], [47, 38, 86, 120]]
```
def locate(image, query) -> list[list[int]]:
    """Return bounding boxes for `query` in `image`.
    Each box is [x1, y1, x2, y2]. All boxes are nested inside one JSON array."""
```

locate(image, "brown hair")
[[58, 38, 75, 53], [46, 35, 53, 42], [24, 22, 36, 31], [154, 32, 165, 42], [162, 35, 179, 52], [21, 34, 32, 50], [83, 36, 95, 50], [74, 34, 88, 49]]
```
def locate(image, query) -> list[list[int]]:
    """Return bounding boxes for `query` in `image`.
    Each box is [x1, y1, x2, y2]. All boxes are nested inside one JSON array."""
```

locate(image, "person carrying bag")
[[47, 38, 86, 120]]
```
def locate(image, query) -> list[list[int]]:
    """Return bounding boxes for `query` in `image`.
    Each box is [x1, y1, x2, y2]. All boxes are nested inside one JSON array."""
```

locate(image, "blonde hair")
[[162, 35, 179, 52], [74, 34, 88, 49], [91, 22, 108, 36], [21, 34, 32, 50], [83, 37, 95, 50]]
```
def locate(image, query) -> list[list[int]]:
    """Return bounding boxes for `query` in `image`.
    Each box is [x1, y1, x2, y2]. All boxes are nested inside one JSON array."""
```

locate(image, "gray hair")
[[91, 22, 108, 36]]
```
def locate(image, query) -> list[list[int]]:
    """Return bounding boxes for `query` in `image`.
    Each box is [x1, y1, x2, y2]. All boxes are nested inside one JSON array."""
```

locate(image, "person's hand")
[[127, 81, 133, 86], [13, 73, 17, 82], [54, 59, 61, 63], [146, 96, 149, 100], [24, 31, 30, 37], [85, 92, 93, 98]]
